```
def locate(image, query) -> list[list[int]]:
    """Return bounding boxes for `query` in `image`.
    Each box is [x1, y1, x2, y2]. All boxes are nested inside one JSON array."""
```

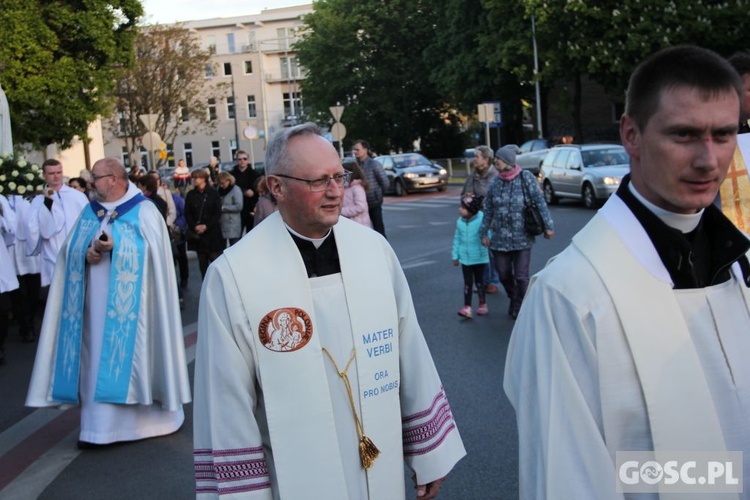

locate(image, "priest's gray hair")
[[265, 122, 322, 176]]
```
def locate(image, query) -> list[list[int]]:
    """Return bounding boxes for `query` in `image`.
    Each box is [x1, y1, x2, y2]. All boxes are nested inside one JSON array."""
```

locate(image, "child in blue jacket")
[[452, 194, 489, 318]]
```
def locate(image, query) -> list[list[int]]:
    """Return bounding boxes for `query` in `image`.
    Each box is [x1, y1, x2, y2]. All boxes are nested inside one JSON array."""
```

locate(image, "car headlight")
[[403, 173, 418, 179], [603, 176, 620, 186], [438, 168, 447, 175]]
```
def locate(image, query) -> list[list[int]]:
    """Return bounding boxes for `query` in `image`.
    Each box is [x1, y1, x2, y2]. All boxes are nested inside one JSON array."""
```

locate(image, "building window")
[[118, 110, 127, 135], [283, 92, 302, 119], [211, 141, 221, 160], [227, 97, 236, 119], [223, 62, 232, 76], [277, 27, 294, 50], [247, 95, 257, 118], [184, 142, 193, 168], [180, 102, 189, 122], [280, 57, 301, 80], [207, 35, 216, 55], [246, 31, 256, 51], [205, 63, 214, 78], [208, 98, 217, 121], [227, 33, 236, 54], [121, 146, 130, 168], [230, 139, 238, 160], [243, 61, 253, 74], [166, 143, 175, 167]]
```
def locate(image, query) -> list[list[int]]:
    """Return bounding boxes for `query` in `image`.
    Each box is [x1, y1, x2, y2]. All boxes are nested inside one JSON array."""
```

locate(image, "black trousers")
[[461, 264, 486, 307], [369, 205, 386, 238]]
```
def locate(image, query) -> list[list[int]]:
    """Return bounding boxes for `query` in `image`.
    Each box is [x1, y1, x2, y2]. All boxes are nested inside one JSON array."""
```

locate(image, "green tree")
[[108, 24, 225, 169], [296, 0, 465, 156], [0, 0, 142, 150]]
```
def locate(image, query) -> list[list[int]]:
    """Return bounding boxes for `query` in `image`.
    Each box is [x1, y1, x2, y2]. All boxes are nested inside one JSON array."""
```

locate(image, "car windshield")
[[393, 154, 430, 168], [581, 148, 629, 168]]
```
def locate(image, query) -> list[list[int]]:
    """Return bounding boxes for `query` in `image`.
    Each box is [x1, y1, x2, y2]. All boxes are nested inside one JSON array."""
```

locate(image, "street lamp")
[[531, 13, 543, 139], [230, 68, 240, 158]]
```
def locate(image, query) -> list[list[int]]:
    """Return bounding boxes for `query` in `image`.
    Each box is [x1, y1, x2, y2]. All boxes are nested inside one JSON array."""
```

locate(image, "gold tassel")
[[322, 347, 380, 469], [359, 435, 380, 469]]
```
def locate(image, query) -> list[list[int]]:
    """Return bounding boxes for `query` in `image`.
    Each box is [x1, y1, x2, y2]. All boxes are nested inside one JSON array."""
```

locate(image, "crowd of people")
[[3, 43, 750, 498]]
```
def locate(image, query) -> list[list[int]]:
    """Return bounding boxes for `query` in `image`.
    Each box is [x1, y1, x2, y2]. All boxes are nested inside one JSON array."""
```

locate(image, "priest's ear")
[[267, 175, 285, 201]]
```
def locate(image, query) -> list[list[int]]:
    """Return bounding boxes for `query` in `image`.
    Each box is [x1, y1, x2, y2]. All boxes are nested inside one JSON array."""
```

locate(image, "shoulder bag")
[[520, 172, 544, 236]]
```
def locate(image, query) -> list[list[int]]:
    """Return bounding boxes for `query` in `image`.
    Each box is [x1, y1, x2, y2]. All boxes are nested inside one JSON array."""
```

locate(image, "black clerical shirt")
[[616, 175, 750, 289], [290, 231, 341, 278]]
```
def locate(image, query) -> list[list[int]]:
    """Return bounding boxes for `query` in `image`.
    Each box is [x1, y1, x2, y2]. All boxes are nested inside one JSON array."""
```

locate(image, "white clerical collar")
[[99, 182, 141, 210], [285, 223, 332, 249], [628, 182, 703, 233]]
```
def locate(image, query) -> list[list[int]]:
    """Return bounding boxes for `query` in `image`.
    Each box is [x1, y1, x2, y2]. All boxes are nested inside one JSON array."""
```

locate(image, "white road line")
[[0, 429, 80, 500], [401, 260, 436, 270], [0, 322, 199, 498]]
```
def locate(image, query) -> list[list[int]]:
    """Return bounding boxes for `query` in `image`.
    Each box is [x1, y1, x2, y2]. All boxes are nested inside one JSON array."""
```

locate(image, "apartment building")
[[103, 4, 313, 170]]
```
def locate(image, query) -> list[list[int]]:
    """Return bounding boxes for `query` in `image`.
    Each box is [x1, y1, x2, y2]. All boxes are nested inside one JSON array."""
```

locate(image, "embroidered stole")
[[720, 135, 750, 230], [573, 214, 728, 457], [51, 195, 147, 404], [224, 213, 403, 500]]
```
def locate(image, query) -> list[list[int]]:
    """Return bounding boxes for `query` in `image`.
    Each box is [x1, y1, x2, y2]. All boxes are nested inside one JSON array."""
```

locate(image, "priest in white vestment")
[[26, 158, 191, 447], [27, 159, 88, 287], [0, 195, 20, 363], [1, 193, 41, 342], [505, 46, 750, 499], [193, 123, 466, 499]]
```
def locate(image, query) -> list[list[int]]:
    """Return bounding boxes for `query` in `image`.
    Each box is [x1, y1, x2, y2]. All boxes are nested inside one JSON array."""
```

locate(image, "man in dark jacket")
[[353, 140, 389, 237], [230, 150, 260, 234]]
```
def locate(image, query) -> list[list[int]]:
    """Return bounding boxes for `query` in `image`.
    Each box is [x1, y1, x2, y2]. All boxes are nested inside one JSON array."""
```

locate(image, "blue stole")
[[51, 194, 148, 404]]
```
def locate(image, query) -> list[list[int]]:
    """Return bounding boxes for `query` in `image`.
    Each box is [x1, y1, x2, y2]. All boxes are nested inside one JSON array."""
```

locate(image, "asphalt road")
[[0, 187, 595, 499]]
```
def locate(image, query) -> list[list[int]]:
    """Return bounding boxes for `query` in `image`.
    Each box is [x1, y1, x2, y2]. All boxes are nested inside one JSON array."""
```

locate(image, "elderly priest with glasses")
[[193, 122, 465, 499]]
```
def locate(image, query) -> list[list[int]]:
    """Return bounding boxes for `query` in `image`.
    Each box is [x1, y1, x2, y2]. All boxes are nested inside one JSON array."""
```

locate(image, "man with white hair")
[[27, 158, 191, 448]]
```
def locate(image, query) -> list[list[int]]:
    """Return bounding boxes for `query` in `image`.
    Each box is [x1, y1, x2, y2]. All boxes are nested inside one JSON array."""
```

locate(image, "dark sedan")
[[374, 153, 448, 196]]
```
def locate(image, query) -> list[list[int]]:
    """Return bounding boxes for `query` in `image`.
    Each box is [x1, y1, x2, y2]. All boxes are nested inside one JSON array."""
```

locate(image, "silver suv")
[[538, 144, 630, 209]]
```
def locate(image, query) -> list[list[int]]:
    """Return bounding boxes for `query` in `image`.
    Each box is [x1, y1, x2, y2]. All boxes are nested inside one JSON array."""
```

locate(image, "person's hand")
[[543, 229, 554, 239], [452, 260, 459, 266], [93, 231, 114, 253], [414, 475, 445, 499], [481, 236, 490, 247], [86, 245, 102, 264], [196, 224, 207, 234], [244, 188, 254, 198]]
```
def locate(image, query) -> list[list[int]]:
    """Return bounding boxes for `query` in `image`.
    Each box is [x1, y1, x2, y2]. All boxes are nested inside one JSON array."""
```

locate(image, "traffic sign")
[[330, 105, 345, 122], [243, 125, 258, 139], [331, 122, 346, 141]]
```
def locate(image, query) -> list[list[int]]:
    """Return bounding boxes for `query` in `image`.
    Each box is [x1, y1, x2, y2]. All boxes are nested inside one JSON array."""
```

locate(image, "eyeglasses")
[[91, 174, 114, 182], [237, 157, 249, 161], [275, 172, 351, 192]]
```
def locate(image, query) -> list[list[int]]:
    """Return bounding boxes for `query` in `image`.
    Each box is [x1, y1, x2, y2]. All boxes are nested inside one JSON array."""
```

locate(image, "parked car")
[[538, 144, 630, 209], [374, 153, 448, 196], [516, 138, 550, 176]]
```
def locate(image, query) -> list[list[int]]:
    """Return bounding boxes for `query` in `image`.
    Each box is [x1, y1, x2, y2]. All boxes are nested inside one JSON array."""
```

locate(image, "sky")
[[140, 0, 306, 24]]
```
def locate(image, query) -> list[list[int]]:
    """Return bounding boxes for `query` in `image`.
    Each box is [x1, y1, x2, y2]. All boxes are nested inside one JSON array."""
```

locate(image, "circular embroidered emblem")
[[258, 308, 313, 352]]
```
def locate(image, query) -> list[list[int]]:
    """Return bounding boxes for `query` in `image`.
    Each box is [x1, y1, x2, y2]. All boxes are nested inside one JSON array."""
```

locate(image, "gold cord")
[[321, 347, 380, 469]]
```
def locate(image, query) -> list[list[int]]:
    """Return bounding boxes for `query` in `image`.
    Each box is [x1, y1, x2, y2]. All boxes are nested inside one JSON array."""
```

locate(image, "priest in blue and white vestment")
[[27, 158, 191, 447]]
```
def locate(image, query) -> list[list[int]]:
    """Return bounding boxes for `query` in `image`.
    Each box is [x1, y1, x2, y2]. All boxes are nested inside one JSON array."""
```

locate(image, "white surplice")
[[27, 183, 191, 444], [0, 196, 19, 293], [1, 194, 40, 276], [504, 195, 750, 499], [193, 213, 466, 499], [27, 184, 88, 286]]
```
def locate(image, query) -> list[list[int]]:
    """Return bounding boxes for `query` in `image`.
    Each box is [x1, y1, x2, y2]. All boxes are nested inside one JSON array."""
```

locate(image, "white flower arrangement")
[[0, 153, 45, 197]]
